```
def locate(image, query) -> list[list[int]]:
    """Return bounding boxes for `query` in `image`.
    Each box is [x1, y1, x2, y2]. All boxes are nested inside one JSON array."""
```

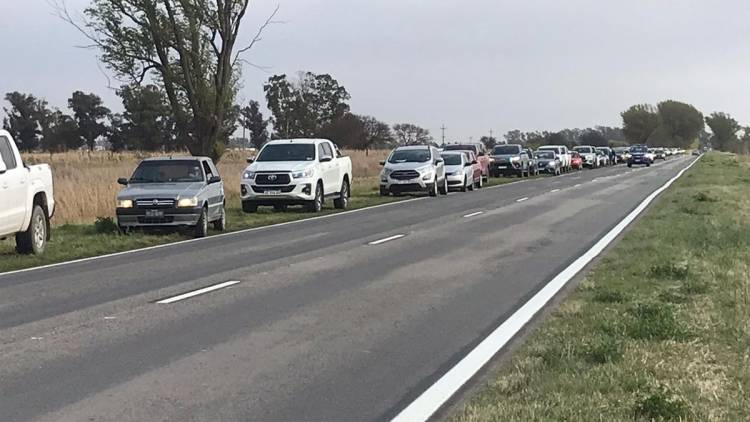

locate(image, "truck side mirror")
[[117, 177, 129, 186], [379, 160, 386, 166], [246, 157, 255, 164], [208, 175, 222, 184]]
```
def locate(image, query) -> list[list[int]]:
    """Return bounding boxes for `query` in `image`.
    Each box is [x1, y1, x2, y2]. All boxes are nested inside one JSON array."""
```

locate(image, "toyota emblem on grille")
[[152, 199, 159, 206], [268, 174, 278, 181]]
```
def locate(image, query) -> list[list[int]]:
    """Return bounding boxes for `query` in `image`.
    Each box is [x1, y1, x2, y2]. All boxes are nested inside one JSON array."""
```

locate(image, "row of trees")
[[489, 126, 625, 150]]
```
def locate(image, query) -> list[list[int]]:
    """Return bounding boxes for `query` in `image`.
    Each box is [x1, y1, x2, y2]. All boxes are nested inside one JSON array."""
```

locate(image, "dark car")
[[489, 144, 532, 178], [627, 145, 652, 168], [534, 150, 562, 176]]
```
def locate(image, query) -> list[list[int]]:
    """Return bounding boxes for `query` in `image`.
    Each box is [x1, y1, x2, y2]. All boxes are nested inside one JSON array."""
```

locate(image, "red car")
[[570, 151, 583, 170], [443, 143, 490, 182]]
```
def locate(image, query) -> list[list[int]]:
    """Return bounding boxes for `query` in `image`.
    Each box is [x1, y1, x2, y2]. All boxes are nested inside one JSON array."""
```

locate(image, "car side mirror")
[[208, 175, 222, 184], [320, 156, 333, 163], [435, 158, 444, 165], [464, 161, 472, 167], [117, 177, 129, 186], [0, 160, 6, 174], [246, 157, 255, 164], [379, 160, 386, 166]]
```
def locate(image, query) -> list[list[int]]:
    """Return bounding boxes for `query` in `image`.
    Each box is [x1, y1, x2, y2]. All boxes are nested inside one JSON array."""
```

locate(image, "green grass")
[[0, 175, 521, 273], [452, 153, 750, 422]]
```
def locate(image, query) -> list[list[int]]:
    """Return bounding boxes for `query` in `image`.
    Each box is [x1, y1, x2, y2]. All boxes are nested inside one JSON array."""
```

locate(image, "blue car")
[[627, 145, 652, 168]]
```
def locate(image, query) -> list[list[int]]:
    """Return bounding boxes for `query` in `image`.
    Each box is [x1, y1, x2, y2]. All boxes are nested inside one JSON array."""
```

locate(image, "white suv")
[[538, 145, 571, 172], [379, 146, 447, 196]]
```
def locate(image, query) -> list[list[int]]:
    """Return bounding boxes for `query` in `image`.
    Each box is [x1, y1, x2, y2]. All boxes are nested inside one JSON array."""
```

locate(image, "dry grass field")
[[23, 149, 390, 225]]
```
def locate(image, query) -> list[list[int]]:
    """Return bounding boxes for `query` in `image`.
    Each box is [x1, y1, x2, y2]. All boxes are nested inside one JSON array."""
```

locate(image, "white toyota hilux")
[[0, 130, 55, 254], [240, 139, 353, 213]]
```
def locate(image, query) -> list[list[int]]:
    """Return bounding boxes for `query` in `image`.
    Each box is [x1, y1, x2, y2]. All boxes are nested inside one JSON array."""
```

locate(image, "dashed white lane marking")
[[390, 156, 701, 422], [550, 189, 560, 193], [574, 184, 582, 188], [156, 280, 241, 304], [463, 211, 484, 218], [516, 197, 529, 202], [368, 234, 406, 245]]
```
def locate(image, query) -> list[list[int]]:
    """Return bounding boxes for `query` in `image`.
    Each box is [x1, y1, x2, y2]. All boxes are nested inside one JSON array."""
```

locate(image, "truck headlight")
[[117, 199, 133, 209], [292, 167, 315, 179], [243, 171, 255, 180], [177, 197, 199, 208]]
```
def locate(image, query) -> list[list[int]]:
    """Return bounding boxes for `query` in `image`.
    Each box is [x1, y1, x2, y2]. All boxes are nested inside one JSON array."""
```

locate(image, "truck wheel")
[[379, 187, 389, 197], [194, 207, 208, 238], [16, 205, 48, 255], [460, 176, 468, 192], [333, 179, 350, 209], [213, 205, 226, 231], [307, 182, 323, 212], [242, 201, 258, 213]]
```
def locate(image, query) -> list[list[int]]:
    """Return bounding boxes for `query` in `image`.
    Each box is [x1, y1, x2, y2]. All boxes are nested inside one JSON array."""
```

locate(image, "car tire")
[[439, 177, 448, 195], [379, 187, 389, 196], [333, 178, 350, 209], [646, 162, 651, 167], [15, 204, 48, 255], [428, 179, 438, 197], [194, 207, 208, 238], [242, 201, 258, 213], [460, 176, 468, 192], [308, 182, 324, 212], [118, 225, 130, 236], [477, 175, 484, 189], [212, 205, 226, 231]]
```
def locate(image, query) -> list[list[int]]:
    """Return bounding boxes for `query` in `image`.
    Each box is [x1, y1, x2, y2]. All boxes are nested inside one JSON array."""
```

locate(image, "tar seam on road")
[[462, 212, 484, 218], [390, 156, 700, 422], [368, 234, 406, 245], [156, 280, 241, 304]]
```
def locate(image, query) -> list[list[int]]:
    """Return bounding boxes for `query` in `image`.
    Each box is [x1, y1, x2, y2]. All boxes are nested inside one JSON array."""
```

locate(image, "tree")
[[2, 92, 44, 151], [118, 85, 173, 151], [359, 115, 394, 151], [107, 113, 128, 152], [59, 0, 278, 160], [705, 112, 740, 152], [264, 72, 351, 138], [392, 123, 432, 145], [319, 113, 366, 149], [39, 109, 82, 151], [479, 136, 497, 149], [504, 130, 523, 144], [239, 100, 268, 148], [579, 130, 608, 147], [651, 100, 704, 148], [621, 104, 659, 144], [68, 91, 110, 150], [545, 131, 567, 145]]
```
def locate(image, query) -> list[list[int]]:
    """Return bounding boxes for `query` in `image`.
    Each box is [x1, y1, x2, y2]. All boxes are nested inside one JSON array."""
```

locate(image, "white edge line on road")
[[390, 156, 700, 422], [516, 197, 529, 202], [462, 211, 484, 218], [550, 188, 560, 193], [156, 280, 240, 304], [368, 234, 406, 245]]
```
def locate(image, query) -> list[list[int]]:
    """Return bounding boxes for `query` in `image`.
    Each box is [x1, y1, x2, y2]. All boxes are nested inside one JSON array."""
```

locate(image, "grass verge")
[[451, 153, 750, 422], [0, 175, 519, 273]]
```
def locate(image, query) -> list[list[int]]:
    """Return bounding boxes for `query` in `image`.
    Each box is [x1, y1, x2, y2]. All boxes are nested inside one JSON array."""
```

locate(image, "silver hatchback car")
[[116, 157, 226, 237]]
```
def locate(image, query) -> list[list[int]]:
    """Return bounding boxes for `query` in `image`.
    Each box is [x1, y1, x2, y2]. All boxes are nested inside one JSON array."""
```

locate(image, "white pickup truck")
[[0, 130, 55, 254], [240, 139, 352, 213]]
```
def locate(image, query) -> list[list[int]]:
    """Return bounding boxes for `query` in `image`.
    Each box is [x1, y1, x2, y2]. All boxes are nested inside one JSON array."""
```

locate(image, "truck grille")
[[251, 185, 296, 193], [390, 170, 420, 180], [135, 199, 175, 208], [255, 173, 291, 185]]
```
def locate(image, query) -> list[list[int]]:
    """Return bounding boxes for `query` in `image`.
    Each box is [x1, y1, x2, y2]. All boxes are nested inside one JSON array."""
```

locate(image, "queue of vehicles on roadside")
[[0, 131, 689, 255]]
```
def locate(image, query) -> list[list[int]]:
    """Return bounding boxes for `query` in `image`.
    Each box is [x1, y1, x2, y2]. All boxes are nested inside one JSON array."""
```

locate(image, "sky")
[[2, 0, 750, 142]]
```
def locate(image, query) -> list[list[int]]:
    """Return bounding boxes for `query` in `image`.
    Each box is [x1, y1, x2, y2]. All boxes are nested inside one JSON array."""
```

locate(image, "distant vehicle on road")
[[464, 150, 484, 188], [613, 147, 630, 163], [595, 148, 611, 166], [489, 144, 531, 178], [596, 147, 615, 165], [0, 130, 55, 254], [570, 151, 583, 170], [573, 146, 598, 168], [116, 157, 225, 237], [380, 145, 447, 197], [534, 150, 562, 175], [538, 145, 571, 172], [441, 151, 478, 192], [627, 145, 652, 167], [524, 149, 539, 176], [241, 139, 353, 213], [443, 143, 490, 182], [654, 148, 667, 160]]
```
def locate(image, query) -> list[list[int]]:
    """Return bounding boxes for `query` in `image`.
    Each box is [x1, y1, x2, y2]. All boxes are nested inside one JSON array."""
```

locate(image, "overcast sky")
[[2, 0, 750, 141]]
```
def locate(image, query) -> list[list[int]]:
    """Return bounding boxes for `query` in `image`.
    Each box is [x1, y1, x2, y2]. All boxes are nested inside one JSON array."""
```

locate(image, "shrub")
[[633, 387, 688, 420], [94, 216, 119, 234]]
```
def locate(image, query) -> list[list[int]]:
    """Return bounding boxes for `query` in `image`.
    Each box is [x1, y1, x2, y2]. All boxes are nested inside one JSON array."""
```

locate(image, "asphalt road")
[[0, 156, 695, 422]]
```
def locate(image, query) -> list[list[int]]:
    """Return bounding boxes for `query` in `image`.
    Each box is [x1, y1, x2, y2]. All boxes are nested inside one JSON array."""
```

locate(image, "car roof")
[[440, 150, 463, 155], [395, 145, 431, 150], [141, 156, 207, 162], [265, 138, 330, 145]]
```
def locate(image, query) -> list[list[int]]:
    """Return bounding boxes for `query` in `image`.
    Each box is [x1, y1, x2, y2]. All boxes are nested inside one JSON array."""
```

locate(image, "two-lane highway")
[[0, 157, 695, 422]]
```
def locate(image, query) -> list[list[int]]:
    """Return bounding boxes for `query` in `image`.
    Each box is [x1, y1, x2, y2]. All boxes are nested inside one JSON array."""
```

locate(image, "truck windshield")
[[630, 146, 648, 154], [444, 144, 478, 153], [441, 154, 462, 165], [535, 151, 554, 159], [389, 149, 431, 163], [130, 160, 204, 183], [574, 146, 594, 153], [257, 144, 316, 162], [492, 145, 520, 155]]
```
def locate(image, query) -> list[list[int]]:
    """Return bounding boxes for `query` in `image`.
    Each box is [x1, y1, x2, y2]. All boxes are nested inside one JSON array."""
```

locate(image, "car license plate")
[[497, 165, 507, 169], [146, 209, 164, 218], [264, 190, 282, 195]]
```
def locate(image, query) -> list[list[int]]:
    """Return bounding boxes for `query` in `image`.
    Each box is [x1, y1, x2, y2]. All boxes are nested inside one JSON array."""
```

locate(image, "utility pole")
[[440, 125, 447, 145], [489, 129, 493, 141]]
